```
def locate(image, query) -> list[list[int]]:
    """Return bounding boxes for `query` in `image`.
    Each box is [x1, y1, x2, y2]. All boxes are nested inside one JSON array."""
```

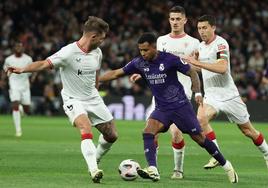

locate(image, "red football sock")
[[206, 131, 216, 140], [81, 133, 93, 140], [254, 133, 264, 146], [172, 139, 185, 149]]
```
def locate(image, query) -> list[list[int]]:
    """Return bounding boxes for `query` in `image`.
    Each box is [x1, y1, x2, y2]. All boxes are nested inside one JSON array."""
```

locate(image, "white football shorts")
[[62, 95, 113, 126], [9, 88, 31, 105], [204, 96, 250, 125]]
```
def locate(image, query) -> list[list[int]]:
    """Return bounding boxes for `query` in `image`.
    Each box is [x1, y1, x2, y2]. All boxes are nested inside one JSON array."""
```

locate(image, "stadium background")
[[0, 0, 268, 120]]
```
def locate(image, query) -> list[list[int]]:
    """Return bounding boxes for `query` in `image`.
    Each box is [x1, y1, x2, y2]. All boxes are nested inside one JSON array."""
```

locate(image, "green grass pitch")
[[0, 115, 267, 188]]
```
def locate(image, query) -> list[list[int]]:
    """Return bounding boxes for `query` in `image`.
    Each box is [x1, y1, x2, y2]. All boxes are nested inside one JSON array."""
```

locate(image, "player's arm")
[[99, 68, 126, 82], [189, 51, 202, 72], [192, 65, 202, 72], [95, 70, 100, 89], [185, 66, 203, 106], [7, 60, 51, 74], [184, 55, 228, 74], [262, 77, 268, 84]]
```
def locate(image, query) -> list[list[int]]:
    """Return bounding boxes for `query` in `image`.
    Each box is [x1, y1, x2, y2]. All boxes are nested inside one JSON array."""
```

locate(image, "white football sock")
[[81, 139, 98, 174], [96, 134, 113, 162], [257, 139, 268, 157], [222, 160, 233, 171], [173, 146, 185, 172], [12, 110, 21, 133]]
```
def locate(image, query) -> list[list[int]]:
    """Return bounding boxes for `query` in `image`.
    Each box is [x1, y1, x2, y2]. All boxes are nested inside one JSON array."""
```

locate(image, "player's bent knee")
[[143, 126, 157, 135], [105, 131, 118, 143], [12, 103, 19, 111]]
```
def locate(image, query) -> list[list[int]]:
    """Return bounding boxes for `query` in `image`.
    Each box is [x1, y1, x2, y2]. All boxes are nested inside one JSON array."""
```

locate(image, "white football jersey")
[[3, 54, 32, 90], [47, 42, 102, 101], [157, 34, 200, 99], [199, 35, 239, 101]]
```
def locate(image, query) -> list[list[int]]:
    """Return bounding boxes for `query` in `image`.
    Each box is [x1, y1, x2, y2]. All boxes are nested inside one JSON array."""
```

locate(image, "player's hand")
[[190, 50, 199, 60], [6, 66, 24, 75], [129, 74, 141, 83], [195, 95, 203, 107], [183, 56, 200, 66]]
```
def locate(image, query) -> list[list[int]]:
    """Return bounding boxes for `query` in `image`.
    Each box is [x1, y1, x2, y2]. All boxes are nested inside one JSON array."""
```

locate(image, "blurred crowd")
[[0, 0, 268, 114]]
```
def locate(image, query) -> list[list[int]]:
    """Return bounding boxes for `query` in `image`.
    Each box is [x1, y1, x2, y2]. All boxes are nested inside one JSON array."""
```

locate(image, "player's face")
[[14, 43, 24, 54], [169, 12, 187, 34], [138, 42, 157, 61], [197, 21, 216, 43], [91, 32, 106, 49]]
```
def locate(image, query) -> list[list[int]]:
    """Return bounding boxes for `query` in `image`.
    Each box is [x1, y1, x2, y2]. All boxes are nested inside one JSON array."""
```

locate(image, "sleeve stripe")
[[217, 58, 228, 61], [220, 53, 228, 57], [46, 59, 54, 69]]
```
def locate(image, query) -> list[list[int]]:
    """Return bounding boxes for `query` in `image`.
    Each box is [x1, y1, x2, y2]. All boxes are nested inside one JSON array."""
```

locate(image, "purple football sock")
[[203, 137, 226, 166], [143, 133, 157, 167]]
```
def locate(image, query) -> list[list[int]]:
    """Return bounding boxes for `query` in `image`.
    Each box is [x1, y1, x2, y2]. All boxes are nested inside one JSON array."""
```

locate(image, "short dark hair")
[[83, 16, 109, 34], [198, 15, 216, 26], [169, 6, 186, 15], [138, 32, 157, 44]]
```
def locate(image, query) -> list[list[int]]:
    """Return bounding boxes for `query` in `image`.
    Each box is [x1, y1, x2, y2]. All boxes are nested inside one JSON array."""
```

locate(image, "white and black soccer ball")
[[118, 159, 140, 181]]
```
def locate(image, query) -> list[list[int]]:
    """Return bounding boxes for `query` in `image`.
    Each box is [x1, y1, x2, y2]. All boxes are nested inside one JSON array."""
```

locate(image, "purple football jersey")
[[123, 51, 190, 110]]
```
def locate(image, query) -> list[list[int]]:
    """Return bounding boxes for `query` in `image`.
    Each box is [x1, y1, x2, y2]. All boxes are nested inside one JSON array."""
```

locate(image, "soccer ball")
[[118, 159, 140, 181]]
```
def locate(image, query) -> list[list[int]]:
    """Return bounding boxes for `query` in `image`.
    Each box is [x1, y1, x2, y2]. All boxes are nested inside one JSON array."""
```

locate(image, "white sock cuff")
[[222, 160, 232, 171], [98, 134, 113, 148], [259, 139, 267, 147], [172, 146, 185, 152], [98, 134, 108, 144], [257, 139, 268, 156]]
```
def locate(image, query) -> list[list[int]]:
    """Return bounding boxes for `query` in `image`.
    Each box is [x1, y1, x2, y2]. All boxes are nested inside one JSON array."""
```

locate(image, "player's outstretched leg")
[[251, 132, 268, 168], [138, 133, 160, 181], [169, 124, 185, 179], [238, 122, 268, 169], [90, 169, 103, 183], [223, 160, 238, 183], [137, 166, 160, 182], [12, 102, 22, 137], [203, 131, 221, 169], [95, 121, 118, 164], [96, 134, 113, 164], [191, 135, 238, 183], [81, 133, 103, 183], [197, 105, 221, 169]]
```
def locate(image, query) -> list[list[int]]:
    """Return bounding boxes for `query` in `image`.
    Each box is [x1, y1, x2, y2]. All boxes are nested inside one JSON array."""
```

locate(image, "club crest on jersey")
[[76, 58, 81, 62], [159, 63, 165, 71]]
